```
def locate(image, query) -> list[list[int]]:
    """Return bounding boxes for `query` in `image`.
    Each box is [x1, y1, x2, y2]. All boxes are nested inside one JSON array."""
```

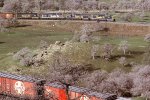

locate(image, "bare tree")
[[0, 18, 10, 32], [98, 2, 109, 10], [2, 0, 22, 13], [101, 43, 113, 60], [80, 33, 91, 43], [130, 65, 150, 99], [122, 13, 134, 22], [83, 70, 108, 90], [143, 34, 150, 65], [118, 57, 127, 67], [65, 0, 79, 14], [13, 47, 35, 66], [72, 30, 80, 42], [79, 24, 102, 43], [118, 40, 129, 55], [101, 69, 133, 96], [144, 34, 150, 43], [91, 44, 99, 60], [38, 40, 49, 50], [21, 0, 35, 13], [47, 51, 93, 100], [79, 24, 92, 42]]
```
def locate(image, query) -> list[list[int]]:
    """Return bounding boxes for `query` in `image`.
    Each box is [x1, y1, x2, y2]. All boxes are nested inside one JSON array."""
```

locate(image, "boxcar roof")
[[0, 72, 37, 82], [45, 82, 65, 89], [69, 86, 117, 100]]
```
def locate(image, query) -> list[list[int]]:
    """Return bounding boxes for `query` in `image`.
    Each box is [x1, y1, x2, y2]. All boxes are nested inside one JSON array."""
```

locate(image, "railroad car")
[[44, 82, 67, 100], [17, 13, 39, 19], [73, 13, 82, 20], [44, 82, 117, 100], [31, 13, 39, 19], [0, 72, 44, 99], [69, 86, 117, 100], [90, 14, 106, 21], [64, 12, 73, 19], [40, 12, 64, 20], [0, 13, 14, 19], [0, 72, 117, 100], [81, 14, 91, 20], [17, 13, 33, 19]]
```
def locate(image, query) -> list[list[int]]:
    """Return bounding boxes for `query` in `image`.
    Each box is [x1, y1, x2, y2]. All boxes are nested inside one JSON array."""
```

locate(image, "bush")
[[13, 47, 35, 66]]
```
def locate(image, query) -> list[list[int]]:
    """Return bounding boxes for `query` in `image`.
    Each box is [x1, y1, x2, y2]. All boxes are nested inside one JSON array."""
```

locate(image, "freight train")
[[0, 12, 116, 22], [0, 72, 117, 100]]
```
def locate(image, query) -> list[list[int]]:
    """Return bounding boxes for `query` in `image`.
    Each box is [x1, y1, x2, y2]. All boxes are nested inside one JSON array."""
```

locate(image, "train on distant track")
[[0, 72, 117, 100], [0, 11, 116, 22]]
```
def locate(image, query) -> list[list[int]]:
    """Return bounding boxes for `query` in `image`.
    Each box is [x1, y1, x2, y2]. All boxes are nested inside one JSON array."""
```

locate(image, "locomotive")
[[0, 72, 117, 100]]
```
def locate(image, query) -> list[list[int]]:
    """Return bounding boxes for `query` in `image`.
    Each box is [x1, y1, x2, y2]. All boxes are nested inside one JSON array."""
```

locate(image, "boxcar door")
[[1, 77, 6, 93], [0, 77, 2, 93], [5, 78, 11, 94]]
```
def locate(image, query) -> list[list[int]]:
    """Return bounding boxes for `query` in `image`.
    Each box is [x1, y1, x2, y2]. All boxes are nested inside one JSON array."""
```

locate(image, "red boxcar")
[[44, 82, 117, 100], [68, 86, 117, 100], [44, 82, 67, 100], [0, 13, 15, 19], [0, 72, 39, 99]]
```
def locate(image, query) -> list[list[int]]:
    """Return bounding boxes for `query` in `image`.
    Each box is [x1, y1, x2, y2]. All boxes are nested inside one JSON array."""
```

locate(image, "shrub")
[[13, 47, 35, 66]]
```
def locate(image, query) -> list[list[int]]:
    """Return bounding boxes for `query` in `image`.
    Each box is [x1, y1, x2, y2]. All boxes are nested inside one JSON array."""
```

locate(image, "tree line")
[[1, 0, 150, 13]]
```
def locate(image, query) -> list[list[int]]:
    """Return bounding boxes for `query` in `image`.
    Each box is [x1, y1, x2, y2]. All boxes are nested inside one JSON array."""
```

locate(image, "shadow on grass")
[[112, 54, 133, 59], [129, 51, 145, 55], [0, 42, 5, 44], [93, 50, 145, 62], [15, 24, 32, 28]]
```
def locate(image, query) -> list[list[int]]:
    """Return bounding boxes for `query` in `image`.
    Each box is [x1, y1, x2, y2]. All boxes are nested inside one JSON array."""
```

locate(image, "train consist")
[[0, 12, 115, 22], [0, 72, 117, 100]]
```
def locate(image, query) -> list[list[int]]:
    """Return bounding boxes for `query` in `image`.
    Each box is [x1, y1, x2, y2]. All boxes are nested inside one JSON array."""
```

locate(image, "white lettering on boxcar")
[[80, 95, 90, 100], [14, 81, 25, 95]]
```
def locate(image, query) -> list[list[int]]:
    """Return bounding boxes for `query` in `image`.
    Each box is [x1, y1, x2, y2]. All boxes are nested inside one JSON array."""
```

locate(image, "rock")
[[55, 41, 62, 45]]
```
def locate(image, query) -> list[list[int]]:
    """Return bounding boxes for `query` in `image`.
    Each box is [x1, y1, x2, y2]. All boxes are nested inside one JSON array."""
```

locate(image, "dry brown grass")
[[19, 20, 150, 36]]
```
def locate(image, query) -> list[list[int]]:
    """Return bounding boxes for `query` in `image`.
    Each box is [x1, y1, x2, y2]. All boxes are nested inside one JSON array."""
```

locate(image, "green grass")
[[0, 25, 148, 73], [0, 25, 73, 71], [132, 97, 147, 100], [114, 11, 150, 23]]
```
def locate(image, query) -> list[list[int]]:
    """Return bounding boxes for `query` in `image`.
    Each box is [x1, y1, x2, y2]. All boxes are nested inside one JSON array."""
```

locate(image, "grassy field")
[[0, 24, 148, 74], [0, 25, 73, 71], [113, 11, 150, 23]]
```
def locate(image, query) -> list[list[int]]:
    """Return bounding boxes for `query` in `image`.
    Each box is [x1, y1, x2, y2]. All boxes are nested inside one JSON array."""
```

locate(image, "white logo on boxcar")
[[80, 95, 90, 100], [14, 81, 25, 94]]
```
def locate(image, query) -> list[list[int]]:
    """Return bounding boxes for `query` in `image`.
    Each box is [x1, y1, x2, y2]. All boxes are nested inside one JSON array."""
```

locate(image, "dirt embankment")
[[19, 20, 150, 36]]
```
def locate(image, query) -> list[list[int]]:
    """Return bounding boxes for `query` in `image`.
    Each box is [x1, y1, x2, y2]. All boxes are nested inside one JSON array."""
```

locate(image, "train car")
[[74, 13, 82, 20], [90, 14, 106, 21], [17, 13, 33, 19], [44, 82, 117, 100], [40, 12, 64, 20], [0, 13, 15, 19], [69, 86, 117, 100], [31, 13, 39, 19], [105, 15, 116, 22], [81, 14, 91, 20], [64, 13, 73, 20], [44, 82, 67, 100], [92, 14, 115, 22], [0, 72, 43, 99], [17, 13, 39, 19]]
